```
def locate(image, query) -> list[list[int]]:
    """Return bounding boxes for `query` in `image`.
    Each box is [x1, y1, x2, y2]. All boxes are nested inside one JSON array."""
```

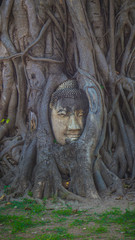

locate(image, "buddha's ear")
[[86, 86, 99, 113]]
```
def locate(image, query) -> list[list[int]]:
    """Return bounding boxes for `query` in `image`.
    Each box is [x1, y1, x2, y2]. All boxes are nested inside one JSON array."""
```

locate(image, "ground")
[[0, 186, 135, 240]]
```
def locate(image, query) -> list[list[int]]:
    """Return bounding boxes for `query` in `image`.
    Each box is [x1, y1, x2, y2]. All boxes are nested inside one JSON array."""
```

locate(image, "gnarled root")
[[100, 161, 124, 196]]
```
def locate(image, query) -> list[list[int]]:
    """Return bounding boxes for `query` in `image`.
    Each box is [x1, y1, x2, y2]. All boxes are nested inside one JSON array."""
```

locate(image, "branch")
[[127, 48, 135, 75], [0, 18, 51, 62], [1, 0, 14, 33], [56, 3, 66, 25], [115, 106, 133, 171], [46, 9, 65, 44], [1, 156, 14, 171], [81, 0, 109, 82], [0, 53, 22, 62], [23, 18, 51, 55], [118, 83, 135, 131], [121, 26, 135, 75], [28, 54, 64, 64], [0, 140, 24, 159], [110, 0, 115, 78], [86, 0, 106, 53], [66, 0, 95, 75], [0, 84, 17, 141], [0, 60, 14, 121], [0, 0, 16, 54]]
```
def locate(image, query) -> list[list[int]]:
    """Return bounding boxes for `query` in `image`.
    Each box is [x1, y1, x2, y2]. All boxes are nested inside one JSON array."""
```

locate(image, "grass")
[[88, 225, 108, 234], [91, 207, 135, 239], [52, 208, 82, 216], [0, 199, 135, 239], [0, 214, 35, 233], [33, 232, 75, 240], [70, 219, 85, 226], [0, 198, 46, 215], [33, 226, 75, 240]]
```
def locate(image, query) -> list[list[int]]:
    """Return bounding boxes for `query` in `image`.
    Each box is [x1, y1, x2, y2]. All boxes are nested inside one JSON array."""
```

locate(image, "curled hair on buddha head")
[[49, 79, 89, 109]]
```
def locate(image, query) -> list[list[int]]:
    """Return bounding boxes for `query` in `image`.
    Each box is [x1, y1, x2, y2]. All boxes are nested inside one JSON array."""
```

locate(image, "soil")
[[46, 190, 135, 213]]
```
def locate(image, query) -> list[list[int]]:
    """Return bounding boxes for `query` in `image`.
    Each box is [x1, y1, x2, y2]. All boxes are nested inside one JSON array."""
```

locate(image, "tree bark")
[[0, 0, 135, 201]]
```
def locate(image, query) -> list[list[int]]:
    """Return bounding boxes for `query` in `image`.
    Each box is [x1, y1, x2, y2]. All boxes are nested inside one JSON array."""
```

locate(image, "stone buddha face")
[[50, 80, 89, 145]]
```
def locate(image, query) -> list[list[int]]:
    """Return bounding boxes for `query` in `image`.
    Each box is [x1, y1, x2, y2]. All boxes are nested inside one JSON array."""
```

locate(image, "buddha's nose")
[[68, 115, 80, 130]]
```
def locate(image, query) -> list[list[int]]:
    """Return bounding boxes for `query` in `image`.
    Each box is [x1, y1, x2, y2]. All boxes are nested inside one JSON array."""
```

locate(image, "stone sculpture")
[[49, 80, 89, 145]]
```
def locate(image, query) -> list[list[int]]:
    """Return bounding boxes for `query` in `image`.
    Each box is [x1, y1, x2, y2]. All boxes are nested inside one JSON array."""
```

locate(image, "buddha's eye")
[[57, 110, 67, 117], [77, 111, 84, 117]]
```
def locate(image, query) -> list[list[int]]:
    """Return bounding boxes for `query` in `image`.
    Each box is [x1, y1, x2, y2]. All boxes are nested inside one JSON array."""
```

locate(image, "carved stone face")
[[50, 97, 88, 145]]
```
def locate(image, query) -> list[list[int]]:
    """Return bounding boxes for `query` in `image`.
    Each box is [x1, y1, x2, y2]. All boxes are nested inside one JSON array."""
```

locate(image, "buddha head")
[[49, 80, 89, 145]]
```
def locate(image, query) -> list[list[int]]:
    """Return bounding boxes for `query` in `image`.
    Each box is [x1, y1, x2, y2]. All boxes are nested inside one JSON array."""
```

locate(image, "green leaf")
[[6, 118, 10, 124], [0, 119, 5, 123]]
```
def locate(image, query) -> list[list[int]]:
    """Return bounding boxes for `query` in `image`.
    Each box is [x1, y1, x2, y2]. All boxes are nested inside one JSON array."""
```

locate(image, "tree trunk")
[[0, 0, 135, 201]]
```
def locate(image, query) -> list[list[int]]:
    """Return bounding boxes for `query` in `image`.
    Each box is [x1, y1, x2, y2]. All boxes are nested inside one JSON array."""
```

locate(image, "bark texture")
[[0, 0, 135, 201]]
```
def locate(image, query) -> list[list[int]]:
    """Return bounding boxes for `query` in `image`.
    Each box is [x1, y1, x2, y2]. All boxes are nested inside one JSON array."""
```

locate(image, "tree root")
[[0, 138, 24, 159], [101, 148, 118, 175], [100, 161, 124, 196], [113, 144, 127, 179], [115, 106, 133, 171], [58, 186, 95, 203], [93, 157, 107, 193], [0, 83, 17, 141]]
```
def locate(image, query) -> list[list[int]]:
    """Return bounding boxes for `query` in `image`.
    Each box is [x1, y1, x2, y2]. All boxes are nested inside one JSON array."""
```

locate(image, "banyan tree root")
[[100, 161, 124, 196]]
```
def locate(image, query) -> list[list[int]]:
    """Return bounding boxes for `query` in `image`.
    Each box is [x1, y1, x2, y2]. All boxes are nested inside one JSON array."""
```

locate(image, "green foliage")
[[34, 227, 74, 240], [53, 139, 58, 144], [0, 213, 49, 234], [0, 198, 46, 215], [43, 197, 47, 205], [6, 118, 10, 124], [0, 201, 135, 239], [88, 225, 108, 234], [52, 208, 81, 216], [85, 214, 96, 223], [28, 191, 33, 197], [4, 185, 11, 194], [0, 214, 35, 233], [0, 118, 10, 124], [23, 198, 46, 214], [0, 118, 5, 123], [33, 232, 75, 240], [95, 207, 134, 224], [56, 217, 68, 223], [32, 203, 45, 214], [51, 195, 58, 204], [70, 219, 85, 226], [53, 226, 67, 234], [93, 208, 135, 238]]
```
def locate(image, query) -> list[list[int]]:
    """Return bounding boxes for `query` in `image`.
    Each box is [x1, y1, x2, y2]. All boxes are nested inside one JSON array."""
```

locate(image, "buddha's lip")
[[65, 134, 81, 138], [65, 133, 81, 136], [66, 131, 81, 135]]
